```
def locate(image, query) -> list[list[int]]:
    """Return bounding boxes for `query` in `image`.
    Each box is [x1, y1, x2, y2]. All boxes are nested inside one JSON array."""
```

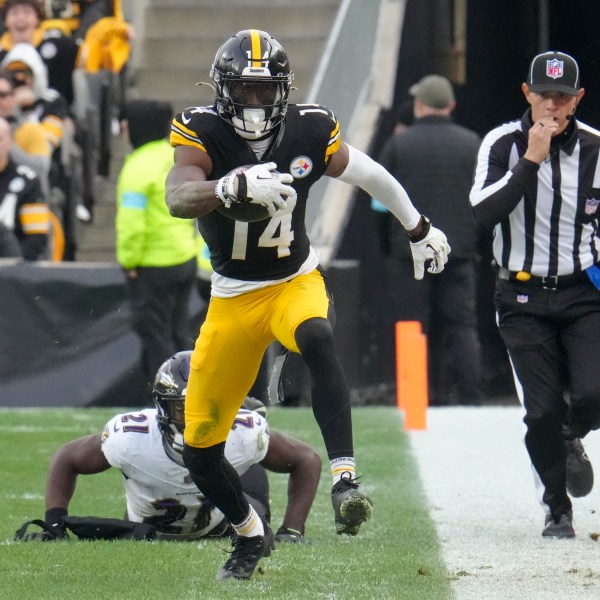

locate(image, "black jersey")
[[0, 160, 47, 260], [171, 104, 341, 281]]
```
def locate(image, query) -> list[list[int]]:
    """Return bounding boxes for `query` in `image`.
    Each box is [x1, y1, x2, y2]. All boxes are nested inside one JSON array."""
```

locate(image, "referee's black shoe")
[[566, 438, 594, 498], [542, 511, 575, 539]]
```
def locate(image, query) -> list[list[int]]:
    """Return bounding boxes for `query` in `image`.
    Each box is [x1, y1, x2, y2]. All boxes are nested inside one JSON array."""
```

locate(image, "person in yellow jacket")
[[116, 99, 197, 397]]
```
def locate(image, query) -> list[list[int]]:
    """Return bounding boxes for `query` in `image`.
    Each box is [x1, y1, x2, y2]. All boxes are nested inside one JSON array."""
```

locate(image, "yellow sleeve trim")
[[325, 120, 341, 161], [170, 126, 207, 152], [20, 204, 50, 234]]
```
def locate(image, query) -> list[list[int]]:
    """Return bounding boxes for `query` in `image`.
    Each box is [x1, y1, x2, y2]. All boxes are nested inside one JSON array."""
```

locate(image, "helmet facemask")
[[154, 395, 185, 455], [215, 74, 290, 139], [152, 351, 192, 464]]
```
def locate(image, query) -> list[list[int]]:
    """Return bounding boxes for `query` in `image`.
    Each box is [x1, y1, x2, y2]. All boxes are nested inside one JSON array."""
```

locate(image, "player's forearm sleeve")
[[336, 144, 421, 231]]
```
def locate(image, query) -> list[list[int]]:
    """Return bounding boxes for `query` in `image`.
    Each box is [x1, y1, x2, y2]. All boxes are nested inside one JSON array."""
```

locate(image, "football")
[[215, 164, 271, 222], [215, 202, 271, 222]]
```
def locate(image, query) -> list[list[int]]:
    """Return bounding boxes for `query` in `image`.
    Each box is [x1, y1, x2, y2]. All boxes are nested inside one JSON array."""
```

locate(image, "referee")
[[470, 51, 600, 539]]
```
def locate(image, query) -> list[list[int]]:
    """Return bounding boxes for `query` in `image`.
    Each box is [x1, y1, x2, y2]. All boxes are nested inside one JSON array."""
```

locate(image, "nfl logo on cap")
[[546, 58, 563, 79], [527, 50, 580, 96]]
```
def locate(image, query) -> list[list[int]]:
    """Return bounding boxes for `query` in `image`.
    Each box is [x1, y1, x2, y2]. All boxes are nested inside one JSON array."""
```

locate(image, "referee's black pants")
[[495, 277, 600, 517]]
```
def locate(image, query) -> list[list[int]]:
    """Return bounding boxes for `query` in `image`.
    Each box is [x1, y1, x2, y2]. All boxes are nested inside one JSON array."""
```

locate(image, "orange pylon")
[[395, 321, 428, 430]]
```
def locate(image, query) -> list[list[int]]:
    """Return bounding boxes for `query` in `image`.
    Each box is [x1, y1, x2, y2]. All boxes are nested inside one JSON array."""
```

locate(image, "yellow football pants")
[[184, 269, 329, 447]]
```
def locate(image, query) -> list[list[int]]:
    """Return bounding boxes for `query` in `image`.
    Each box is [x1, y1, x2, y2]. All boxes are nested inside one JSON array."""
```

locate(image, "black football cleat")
[[216, 523, 275, 581], [331, 473, 373, 536]]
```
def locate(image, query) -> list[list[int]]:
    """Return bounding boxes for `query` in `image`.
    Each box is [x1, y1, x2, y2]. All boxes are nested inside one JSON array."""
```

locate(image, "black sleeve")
[[472, 157, 540, 230], [18, 175, 48, 261]]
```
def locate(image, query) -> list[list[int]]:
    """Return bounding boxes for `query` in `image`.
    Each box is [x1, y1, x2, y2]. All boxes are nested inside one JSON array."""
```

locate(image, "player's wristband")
[[407, 215, 431, 243], [215, 174, 237, 206]]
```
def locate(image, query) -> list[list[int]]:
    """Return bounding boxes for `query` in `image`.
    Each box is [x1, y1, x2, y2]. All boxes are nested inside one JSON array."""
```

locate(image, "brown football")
[[215, 202, 271, 222]]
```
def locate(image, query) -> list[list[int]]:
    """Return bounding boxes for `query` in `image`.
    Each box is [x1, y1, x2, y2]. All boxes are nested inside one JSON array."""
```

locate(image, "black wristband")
[[236, 173, 249, 202], [407, 215, 431, 243], [45, 507, 68, 525]]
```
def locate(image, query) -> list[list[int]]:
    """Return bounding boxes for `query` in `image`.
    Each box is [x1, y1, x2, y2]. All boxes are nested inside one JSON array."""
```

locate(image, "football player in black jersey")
[[166, 29, 451, 581]]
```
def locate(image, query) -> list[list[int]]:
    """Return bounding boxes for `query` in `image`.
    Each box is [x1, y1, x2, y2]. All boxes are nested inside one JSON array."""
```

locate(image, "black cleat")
[[566, 438, 594, 498], [331, 473, 373, 536], [542, 511, 575, 539], [216, 523, 274, 581]]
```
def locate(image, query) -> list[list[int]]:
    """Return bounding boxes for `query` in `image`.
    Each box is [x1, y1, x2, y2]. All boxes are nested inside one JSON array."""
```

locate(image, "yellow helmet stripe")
[[250, 29, 262, 67]]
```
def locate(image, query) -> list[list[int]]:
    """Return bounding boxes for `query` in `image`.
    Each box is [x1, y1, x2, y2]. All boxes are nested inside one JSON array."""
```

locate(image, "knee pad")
[[295, 318, 335, 357]]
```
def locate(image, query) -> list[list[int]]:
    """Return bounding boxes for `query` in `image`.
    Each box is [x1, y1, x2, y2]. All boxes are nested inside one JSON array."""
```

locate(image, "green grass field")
[[0, 406, 453, 600]]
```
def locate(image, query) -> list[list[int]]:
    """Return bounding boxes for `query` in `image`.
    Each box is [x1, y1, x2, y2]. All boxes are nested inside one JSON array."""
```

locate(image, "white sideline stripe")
[[409, 407, 600, 600], [0, 426, 89, 433]]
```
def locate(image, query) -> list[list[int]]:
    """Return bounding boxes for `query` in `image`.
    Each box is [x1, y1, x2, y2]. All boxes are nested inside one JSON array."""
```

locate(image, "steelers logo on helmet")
[[290, 156, 313, 179], [210, 29, 294, 140]]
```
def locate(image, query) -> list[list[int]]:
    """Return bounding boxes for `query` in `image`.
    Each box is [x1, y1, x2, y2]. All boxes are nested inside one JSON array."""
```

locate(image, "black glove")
[[45, 507, 68, 533], [274, 525, 310, 544], [14, 519, 69, 542]]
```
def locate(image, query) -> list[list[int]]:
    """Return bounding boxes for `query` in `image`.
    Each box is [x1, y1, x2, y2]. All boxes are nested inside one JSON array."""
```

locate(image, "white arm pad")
[[336, 144, 421, 230]]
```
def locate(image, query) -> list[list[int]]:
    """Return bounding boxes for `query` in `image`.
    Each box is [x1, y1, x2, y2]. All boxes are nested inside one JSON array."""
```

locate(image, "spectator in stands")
[[0, 70, 49, 187], [0, 42, 70, 151], [116, 99, 198, 398], [0, 42, 79, 236], [0, 115, 48, 259], [0, 0, 79, 105], [36, 0, 133, 42]]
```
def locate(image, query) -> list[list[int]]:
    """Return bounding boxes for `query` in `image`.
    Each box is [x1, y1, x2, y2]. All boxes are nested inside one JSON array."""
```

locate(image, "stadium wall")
[[0, 260, 360, 407]]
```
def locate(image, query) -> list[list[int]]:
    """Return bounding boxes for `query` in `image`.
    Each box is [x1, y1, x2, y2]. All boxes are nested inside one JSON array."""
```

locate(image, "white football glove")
[[215, 162, 296, 217], [409, 217, 451, 280]]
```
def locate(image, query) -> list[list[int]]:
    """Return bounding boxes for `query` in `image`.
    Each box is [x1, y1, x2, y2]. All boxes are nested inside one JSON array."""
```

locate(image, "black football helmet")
[[210, 29, 294, 139], [152, 351, 192, 460]]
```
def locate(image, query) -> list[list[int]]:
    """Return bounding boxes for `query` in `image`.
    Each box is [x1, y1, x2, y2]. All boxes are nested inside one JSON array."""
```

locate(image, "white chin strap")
[[172, 431, 184, 453], [232, 108, 269, 139]]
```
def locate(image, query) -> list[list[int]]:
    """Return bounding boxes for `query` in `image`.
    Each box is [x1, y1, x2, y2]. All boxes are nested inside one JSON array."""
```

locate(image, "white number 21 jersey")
[[100, 408, 269, 540]]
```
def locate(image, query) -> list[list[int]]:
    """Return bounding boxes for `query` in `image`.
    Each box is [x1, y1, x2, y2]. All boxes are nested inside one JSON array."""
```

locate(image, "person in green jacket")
[[116, 99, 197, 398]]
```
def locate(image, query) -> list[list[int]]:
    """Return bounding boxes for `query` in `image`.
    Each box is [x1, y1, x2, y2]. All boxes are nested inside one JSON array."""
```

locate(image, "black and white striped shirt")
[[470, 110, 600, 276]]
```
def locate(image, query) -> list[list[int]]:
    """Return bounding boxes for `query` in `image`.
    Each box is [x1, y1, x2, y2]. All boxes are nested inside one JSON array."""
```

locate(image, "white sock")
[[330, 457, 356, 485], [232, 506, 265, 538]]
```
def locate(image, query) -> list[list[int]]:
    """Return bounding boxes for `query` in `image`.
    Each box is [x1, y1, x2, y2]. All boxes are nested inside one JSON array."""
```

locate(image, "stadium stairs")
[[74, 0, 342, 263]]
